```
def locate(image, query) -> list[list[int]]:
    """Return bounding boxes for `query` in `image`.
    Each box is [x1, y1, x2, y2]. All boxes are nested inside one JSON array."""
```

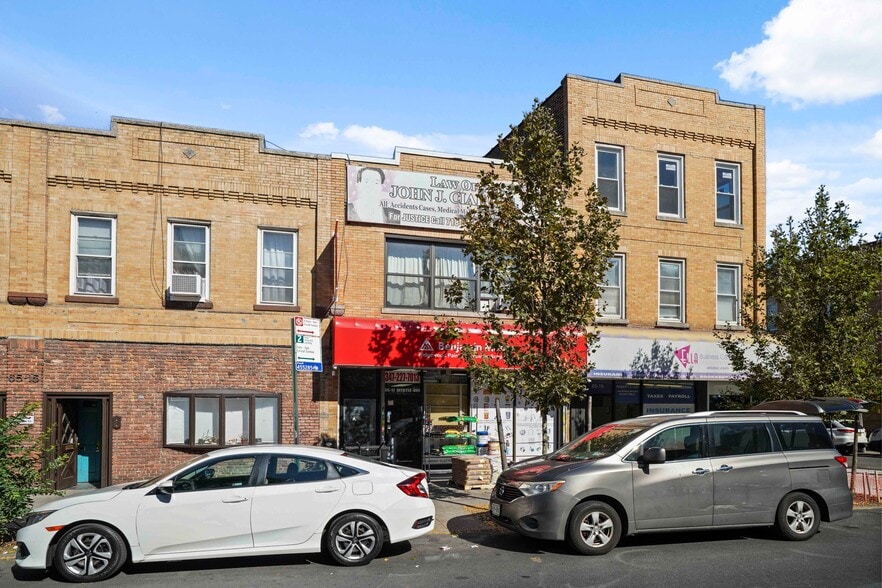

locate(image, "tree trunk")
[[541, 408, 549, 455]]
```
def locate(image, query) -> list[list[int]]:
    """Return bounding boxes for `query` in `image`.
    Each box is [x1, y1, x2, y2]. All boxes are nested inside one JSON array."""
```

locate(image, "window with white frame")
[[259, 229, 297, 305], [596, 145, 624, 211], [168, 222, 209, 299], [658, 154, 684, 217], [659, 259, 685, 322], [716, 162, 740, 223], [164, 391, 280, 448], [598, 255, 625, 319], [71, 215, 116, 295], [386, 239, 484, 311], [716, 264, 741, 325]]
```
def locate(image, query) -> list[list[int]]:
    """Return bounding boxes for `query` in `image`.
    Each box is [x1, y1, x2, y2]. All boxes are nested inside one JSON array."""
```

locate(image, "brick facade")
[[1, 72, 766, 484]]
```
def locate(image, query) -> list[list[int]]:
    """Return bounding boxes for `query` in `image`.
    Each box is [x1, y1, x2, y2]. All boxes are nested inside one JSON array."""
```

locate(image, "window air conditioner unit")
[[169, 274, 204, 298]]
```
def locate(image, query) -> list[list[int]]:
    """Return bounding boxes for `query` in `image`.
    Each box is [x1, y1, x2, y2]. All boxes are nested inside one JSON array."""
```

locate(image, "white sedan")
[[12, 445, 434, 582]]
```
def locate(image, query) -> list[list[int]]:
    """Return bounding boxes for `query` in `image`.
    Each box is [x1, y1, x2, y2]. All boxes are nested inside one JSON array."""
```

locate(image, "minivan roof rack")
[[689, 410, 806, 416]]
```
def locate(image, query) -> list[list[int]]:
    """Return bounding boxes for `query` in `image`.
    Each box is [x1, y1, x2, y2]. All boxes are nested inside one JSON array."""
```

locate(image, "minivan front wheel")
[[566, 501, 621, 555], [776, 492, 820, 540]]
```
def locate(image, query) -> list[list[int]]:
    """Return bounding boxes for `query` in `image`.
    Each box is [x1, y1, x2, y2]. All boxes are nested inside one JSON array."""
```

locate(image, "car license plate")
[[491, 502, 500, 516]]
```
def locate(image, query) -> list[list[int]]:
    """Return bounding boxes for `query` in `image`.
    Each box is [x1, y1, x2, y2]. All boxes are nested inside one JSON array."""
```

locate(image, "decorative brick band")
[[46, 175, 318, 209], [0, 169, 11, 183], [582, 116, 756, 149]]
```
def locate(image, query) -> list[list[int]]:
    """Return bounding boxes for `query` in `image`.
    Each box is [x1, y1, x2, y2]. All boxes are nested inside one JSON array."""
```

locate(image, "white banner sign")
[[588, 335, 738, 380], [347, 165, 480, 230]]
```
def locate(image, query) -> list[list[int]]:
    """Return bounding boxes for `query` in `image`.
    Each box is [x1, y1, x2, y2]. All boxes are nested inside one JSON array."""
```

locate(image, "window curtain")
[[262, 232, 294, 303], [387, 244, 430, 306], [434, 246, 475, 309], [173, 225, 207, 277], [76, 218, 112, 294]]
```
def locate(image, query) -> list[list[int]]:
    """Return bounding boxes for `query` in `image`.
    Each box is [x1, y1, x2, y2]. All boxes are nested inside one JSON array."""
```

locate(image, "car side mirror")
[[640, 447, 666, 465], [156, 480, 175, 495]]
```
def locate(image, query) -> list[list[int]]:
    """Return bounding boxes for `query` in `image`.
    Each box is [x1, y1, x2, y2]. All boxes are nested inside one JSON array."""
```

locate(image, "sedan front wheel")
[[52, 523, 127, 583]]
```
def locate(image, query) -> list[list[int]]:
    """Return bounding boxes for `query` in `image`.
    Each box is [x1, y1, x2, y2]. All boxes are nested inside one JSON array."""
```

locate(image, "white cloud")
[[294, 121, 494, 157], [855, 129, 882, 159], [716, 0, 882, 106], [220, 103, 232, 110], [341, 125, 434, 153], [767, 159, 838, 190], [299, 121, 339, 140], [37, 104, 65, 123]]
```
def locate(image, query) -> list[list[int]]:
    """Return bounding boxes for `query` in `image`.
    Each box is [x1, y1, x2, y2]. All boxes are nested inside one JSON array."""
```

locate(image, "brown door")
[[54, 400, 79, 489]]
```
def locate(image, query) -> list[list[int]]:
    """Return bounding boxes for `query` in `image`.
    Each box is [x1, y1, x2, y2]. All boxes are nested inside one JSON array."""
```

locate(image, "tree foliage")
[[0, 403, 67, 537], [439, 100, 619, 452], [719, 186, 882, 406]]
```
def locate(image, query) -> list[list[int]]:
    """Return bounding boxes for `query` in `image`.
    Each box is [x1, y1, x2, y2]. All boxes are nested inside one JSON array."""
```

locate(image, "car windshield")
[[550, 421, 652, 462], [123, 453, 207, 489]]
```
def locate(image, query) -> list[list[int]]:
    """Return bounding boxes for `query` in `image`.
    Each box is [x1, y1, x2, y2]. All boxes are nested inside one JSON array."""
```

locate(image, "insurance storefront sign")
[[346, 164, 480, 230], [588, 333, 736, 380]]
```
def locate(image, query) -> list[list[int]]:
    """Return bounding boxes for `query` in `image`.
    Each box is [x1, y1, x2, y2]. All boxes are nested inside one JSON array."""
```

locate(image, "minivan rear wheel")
[[566, 501, 621, 555], [776, 492, 820, 541]]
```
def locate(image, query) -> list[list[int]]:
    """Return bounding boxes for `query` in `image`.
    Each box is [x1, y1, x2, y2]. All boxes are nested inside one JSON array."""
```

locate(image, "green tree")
[[719, 186, 882, 406], [439, 100, 619, 453], [0, 403, 67, 536]]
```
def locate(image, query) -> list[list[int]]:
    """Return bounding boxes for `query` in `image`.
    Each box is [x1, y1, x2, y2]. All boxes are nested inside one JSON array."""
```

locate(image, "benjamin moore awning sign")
[[346, 165, 479, 230]]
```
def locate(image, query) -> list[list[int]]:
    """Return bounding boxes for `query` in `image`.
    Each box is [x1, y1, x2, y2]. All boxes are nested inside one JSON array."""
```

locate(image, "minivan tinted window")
[[710, 422, 772, 456], [773, 421, 835, 451]]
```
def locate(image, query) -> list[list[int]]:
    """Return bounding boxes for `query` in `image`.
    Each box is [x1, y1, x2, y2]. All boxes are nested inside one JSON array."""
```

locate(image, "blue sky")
[[2, 0, 880, 239]]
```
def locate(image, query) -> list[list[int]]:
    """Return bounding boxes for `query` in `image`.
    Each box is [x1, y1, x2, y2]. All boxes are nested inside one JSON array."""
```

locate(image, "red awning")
[[332, 316, 587, 369]]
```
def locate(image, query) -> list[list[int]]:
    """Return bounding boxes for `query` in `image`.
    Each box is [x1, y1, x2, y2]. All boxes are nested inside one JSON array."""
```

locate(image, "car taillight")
[[397, 472, 428, 498], [834, 455, 848, 466], [840, 428, 854, 434]]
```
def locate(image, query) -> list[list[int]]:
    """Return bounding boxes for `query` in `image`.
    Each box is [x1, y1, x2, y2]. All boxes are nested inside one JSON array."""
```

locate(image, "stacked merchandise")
[[441, 415, 477, 455], [451, 455, 493, 489]]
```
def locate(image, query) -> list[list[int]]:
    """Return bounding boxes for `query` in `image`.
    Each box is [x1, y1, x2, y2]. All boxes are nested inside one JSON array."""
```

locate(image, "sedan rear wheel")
[[52, 523, 127, 583], [566, 501, 621, 555], [324, 513, 383, 566], [776, 492, 820, 541]]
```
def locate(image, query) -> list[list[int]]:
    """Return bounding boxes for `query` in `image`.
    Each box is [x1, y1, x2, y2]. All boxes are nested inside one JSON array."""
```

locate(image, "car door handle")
[[222, 496, 249, 503], [692, 468, 711, 475], [717, 465, 734, 472], [315, 486, 341, 494]]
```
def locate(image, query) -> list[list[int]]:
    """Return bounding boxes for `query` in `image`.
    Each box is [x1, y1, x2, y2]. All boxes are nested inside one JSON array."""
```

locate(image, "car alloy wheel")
[[776, 492, 820, 541], [53, 523, 127, 583], [324, 513, 383, 566], [566, 501, 621, 555]]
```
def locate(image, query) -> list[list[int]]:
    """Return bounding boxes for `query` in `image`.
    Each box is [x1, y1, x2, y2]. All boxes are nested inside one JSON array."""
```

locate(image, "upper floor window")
[[596, 145, 624, 211], [716, 264, 741, 325], [259, 229, 297, 305], [71, 215, 115, 296], [658, 154, 684, 218], [598, 255, 625, 319], [164, 390, 280, 449], [386, 239, 492, 311], [716, 162, 741, 223], [659, 259, 685, 323], [168, 222, 209, 300]]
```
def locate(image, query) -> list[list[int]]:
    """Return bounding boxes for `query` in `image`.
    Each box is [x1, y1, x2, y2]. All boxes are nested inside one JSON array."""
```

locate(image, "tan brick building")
[[1, 73, 765, 487]]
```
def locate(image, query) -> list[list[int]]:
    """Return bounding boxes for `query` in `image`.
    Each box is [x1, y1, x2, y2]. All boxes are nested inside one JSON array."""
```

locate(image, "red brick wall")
[[4, 338, 320, 483]]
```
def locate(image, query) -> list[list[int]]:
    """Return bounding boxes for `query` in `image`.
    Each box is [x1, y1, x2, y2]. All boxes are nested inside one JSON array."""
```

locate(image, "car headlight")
[[23, 511, 55, 527], [514, 481, 565, 496]]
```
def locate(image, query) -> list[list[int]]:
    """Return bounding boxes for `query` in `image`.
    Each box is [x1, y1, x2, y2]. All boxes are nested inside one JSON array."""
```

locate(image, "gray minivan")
[[489, 411, 853, 554]]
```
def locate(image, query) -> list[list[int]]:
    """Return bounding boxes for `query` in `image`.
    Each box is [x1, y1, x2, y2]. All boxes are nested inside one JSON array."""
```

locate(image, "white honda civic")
[[12, 445, 435, 582]]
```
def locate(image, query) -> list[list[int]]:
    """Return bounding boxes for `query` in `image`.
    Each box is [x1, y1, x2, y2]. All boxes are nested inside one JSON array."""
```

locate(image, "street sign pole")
[[291, 318, 299, 444]]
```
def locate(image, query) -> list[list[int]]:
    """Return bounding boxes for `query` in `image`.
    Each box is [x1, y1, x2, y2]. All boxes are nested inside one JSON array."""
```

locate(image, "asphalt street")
[[4, 501, 879, 587]]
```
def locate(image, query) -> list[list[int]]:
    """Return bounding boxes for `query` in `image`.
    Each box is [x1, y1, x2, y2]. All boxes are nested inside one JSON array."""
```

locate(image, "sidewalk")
[[428, 481, 498, 535]]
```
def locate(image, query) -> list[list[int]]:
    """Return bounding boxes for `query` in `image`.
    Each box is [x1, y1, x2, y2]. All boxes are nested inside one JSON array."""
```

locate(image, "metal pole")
[[291, 318, 299, 444], [495, 398, 507, 470]]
